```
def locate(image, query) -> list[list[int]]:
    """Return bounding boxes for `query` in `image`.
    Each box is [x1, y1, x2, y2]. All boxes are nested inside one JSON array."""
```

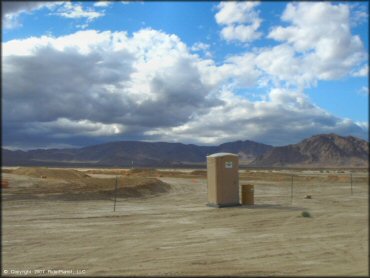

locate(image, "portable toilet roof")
[[207, 152, 239, 158]]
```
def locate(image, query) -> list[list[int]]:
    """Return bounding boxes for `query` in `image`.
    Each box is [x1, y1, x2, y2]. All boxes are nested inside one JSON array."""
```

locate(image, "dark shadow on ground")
[[207, 203, 306, 211], [240, 204, 306, 211]]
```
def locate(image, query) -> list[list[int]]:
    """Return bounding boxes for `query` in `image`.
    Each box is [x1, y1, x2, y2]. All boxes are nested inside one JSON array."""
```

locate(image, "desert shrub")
[[301, 211, 311, 218]]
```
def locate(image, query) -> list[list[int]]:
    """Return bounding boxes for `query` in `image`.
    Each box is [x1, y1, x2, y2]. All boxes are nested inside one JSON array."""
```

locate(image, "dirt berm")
[[3, 167, 171, 201]]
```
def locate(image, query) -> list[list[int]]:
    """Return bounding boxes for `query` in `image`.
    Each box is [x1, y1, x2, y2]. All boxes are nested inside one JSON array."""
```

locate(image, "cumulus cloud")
[[191, 42, 212, 58], [220, 21, 261, 43], [358, 86, 369, 96], [146, 88, 368, 146], [191, 42, 208, 50], [3, 29, 223, 148], [254, 44, 309, 88], [215, 2, 262, 43], [2, 1, 104, 29], [28, 118, 124, 138], [212, 2, 367, 89], [53, 2, 104, 21], [352, 65, 368, 77], [2, 2, 368, 149], [355, 121, 369, 131], [1, 1, 62, 15], [268, 2, 367, 83], [349, 3, 368, 27], [215, 1, 260, 25], [94, 1, 112, 8], [2, 1, 61, 29]]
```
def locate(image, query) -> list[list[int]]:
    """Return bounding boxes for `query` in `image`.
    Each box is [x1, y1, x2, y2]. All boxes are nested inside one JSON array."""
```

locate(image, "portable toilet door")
[[207, 153, 239, 207]]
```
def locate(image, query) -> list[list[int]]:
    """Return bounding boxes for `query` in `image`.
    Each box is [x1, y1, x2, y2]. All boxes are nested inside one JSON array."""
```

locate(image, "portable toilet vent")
[[206, 153, 240, 207]]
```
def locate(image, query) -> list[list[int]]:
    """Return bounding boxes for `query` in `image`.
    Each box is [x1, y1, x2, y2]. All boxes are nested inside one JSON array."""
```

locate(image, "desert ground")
[[1, 167, 368, 276]]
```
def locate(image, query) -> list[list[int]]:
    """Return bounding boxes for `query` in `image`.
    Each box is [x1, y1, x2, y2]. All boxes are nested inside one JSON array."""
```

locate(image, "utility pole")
[[350, 173, 353, 195]]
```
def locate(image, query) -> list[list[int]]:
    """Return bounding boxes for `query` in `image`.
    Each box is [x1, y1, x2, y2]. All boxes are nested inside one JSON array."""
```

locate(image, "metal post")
[[113, 176, 118, 212], [291, 175, 293, 205], [350, 173, 353, 195]]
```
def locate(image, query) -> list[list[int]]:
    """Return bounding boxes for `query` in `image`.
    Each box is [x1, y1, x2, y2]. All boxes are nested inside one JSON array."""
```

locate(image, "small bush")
[[301, 211, 311, 218]]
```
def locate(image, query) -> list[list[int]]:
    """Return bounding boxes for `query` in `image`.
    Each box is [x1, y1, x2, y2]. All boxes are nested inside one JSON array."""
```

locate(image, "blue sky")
[[2, 1, 369, 149]]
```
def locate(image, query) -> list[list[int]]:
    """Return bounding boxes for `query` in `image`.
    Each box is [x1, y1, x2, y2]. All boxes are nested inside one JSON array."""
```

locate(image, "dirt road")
[[2, 169, 368, 276]]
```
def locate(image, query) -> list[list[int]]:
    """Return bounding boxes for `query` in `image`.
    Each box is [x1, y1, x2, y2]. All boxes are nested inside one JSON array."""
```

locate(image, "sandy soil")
[[1, 168, 368, 276]]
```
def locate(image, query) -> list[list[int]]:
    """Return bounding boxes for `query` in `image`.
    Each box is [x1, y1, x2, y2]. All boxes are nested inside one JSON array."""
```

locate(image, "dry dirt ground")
[[1, 167, 368, 276]]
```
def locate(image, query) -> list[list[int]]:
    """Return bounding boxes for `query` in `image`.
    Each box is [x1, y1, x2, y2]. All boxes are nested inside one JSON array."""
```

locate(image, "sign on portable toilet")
[[206, 153, 240, 207]]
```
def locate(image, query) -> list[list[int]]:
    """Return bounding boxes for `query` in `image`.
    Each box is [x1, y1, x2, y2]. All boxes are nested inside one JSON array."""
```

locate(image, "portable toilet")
[[206, 153, 239, 207]]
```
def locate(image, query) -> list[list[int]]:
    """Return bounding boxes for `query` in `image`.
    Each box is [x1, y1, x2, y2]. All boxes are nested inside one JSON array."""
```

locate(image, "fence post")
[[113, 176, 118, 212], [291, 175, 293, 205]]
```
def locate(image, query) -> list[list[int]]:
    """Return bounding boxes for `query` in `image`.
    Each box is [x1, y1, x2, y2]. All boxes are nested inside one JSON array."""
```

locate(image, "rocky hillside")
[[250, 134, 369, 167]]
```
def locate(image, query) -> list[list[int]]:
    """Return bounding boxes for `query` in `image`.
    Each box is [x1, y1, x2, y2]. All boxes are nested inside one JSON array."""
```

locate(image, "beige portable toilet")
[[207, 153, 239, 207]]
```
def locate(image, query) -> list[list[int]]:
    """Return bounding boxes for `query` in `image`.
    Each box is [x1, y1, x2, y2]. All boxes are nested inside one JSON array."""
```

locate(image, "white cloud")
[[2, 1, 61, 15], [145, 88, 368, 145], [54, 2, 104, 21], [350, 3, 368, 27], [215, 2, 260, 25], [30, 118, 125, 137], [191, 42, 209, 52], [224, 53, 261, 88], [94, 1, 112, 8], [192, 51, 262, 90], [352, 65, 368, 77], [76, 23, 89, 30], [2, 2, 105, 29], [191, 42, 212, 57], [3, 13, 22, 29], [254, 44, 316, 88], [3, 2, 368, 149], [215, 2, 262, 43], [358, 86, 369, 96], [3, 30, 127, 57], [355, 121, 369, 130], [2, 2, 62, 29], [268, 2, 367, 82], [220, 20, 262, 43], [211, 2, 367, 90], [3, 29, 222, 145]]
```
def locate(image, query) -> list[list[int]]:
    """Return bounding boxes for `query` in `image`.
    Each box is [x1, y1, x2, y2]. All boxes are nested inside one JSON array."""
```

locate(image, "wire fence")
[[239, 172, 368, 206]]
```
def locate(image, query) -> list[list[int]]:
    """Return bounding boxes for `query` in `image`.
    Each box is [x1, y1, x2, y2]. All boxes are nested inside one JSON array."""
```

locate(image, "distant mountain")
[[2, 134, 368, 168], [249, 134, 369, 167], [73, 141, 217, 166], [218, 140, 273, 163], [2, 140, 272, 167]]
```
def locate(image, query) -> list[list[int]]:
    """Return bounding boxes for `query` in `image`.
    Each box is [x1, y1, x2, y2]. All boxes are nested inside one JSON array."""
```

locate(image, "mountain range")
[[2, 133, 368, 168], [250, 134, 368, 167]]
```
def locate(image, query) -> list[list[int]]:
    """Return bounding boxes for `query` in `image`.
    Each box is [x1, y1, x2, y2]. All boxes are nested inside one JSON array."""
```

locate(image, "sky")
[[2, 1, 369, 150]]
